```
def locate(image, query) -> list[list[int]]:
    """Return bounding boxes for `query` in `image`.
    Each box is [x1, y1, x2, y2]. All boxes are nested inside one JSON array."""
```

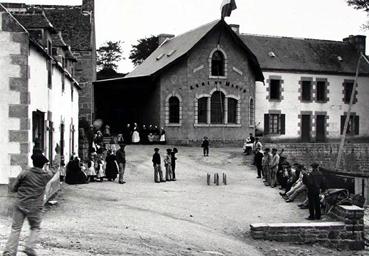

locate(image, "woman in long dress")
[[131, 123, 140, 143], [105, 150, 118, 181]]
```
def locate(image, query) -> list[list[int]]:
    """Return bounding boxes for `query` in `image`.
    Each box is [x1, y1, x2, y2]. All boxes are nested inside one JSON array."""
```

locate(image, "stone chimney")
[[229, 24, 240, 34], [82, 0, 94, 13], [343, 35, 366, 53], [158, 33, 175, 45]]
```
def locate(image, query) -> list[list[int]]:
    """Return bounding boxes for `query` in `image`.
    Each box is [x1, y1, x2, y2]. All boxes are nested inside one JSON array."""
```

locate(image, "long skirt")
[[132, 131, 140, 143]]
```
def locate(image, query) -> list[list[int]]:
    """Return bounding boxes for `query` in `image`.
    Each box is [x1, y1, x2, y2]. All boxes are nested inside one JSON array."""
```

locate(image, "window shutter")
[[264, 114, 269, 135], [355, 116, 360, 135], [340, 115, 345, 135], [280, 114, 285, 134]]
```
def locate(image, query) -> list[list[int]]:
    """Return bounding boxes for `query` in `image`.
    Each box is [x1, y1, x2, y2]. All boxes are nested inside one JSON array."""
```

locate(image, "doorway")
[[316, 115, 326, 142], [301, 114, 311, 142]]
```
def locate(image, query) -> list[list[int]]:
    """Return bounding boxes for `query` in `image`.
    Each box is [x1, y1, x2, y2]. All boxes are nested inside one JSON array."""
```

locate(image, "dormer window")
[[211, 50, 225, 77]]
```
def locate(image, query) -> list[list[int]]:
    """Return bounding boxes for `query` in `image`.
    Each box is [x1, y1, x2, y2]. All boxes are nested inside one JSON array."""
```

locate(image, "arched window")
[[198, 97, 208, 124], [211, 91, 225, 124], [169, 96, 180, 123], [249, 98, 255, 126], [211, 50, 225, 76], [228, 98, 238, 124]]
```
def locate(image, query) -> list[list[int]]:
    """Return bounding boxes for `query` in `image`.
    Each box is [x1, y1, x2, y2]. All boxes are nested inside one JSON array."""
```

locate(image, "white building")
[[240, 32, 369, 142], [0, 5, 79, 196]]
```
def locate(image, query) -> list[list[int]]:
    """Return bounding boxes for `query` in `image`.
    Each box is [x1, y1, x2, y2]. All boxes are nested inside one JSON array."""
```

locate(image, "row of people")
[[152, 148, 178, 183]]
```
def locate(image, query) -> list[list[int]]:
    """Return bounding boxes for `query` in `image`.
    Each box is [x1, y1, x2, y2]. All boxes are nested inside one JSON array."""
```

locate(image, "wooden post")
[[223, 172, 227, 185], [207, 173, 210, 185]]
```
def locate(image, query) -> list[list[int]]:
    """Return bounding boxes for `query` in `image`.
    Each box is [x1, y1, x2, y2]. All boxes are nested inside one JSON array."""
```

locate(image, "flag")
[[221, 0, 237, 19]]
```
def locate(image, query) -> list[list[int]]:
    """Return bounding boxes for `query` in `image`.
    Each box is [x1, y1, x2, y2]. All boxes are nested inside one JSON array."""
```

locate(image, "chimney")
[[229, 24, 240, 34], [343, 35, 366, 53], [82, 0, 94, 13], [158, 33, 174, 45]]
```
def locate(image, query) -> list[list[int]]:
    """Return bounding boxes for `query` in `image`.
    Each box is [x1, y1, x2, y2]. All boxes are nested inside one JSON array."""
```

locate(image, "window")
[[249, 98, 255, 126], [168, 96, 180, 124], [227, 98, 237, 124], [211, 50, 225, 76], [264, 113, 285, 135], [343, 81, 357, 104], [341, 114, 359, 135], [269, 79, 281, 100], [211, 91, 225, 124], [32, 110, 45, 151], [301, 80, 312, 101], [316, 80, 327, 102], [198, 97, 208, 124]]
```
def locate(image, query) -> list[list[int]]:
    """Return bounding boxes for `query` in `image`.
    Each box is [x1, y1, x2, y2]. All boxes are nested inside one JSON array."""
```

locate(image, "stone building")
[[95, 20, 264, 144], [241, 33, 369, 142], [0, 4, 81, 213]]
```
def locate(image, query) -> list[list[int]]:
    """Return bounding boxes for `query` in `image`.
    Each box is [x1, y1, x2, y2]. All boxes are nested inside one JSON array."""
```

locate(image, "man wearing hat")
[[3, 151, 56, 256], [303, 162, 326, 220], [269, 148, 280, 187], [116, 142, 127, 184]]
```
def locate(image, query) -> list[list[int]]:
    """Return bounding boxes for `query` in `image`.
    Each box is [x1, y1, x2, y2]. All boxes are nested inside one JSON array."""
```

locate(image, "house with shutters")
[[240, 33, 369, 142], [95, 19, 264, 144], [0, 4, 81, 212]]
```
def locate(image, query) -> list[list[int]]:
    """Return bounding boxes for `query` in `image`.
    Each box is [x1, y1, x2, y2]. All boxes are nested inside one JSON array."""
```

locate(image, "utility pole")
[[335, 53, 369, 170]]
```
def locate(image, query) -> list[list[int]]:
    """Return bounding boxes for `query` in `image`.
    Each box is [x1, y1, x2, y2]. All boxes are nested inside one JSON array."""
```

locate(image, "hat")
[[31, 152, 49, 168], [172, 148, 178, 153], [311, 162, 319, 168], [272, 148, 278, 152], [154, 148, 160, 152]]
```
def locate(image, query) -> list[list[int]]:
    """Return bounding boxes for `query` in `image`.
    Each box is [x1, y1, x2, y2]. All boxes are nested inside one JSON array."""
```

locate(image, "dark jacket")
[[152, 152, 161, 165], [255, 151, 264, 167], [201, 139, 209, 148], [116, 148, 126, 164], [303, 169, 326, 194], [11, 167, 55, 211]]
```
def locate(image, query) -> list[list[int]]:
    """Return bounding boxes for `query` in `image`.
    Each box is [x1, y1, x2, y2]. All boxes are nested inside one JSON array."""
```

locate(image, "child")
[[87, 155, 97, 182], [152, 148, 164, 183], [171, 148, 178, 181], [201, 137, 209, 157], [95, 155, 105, 182], [164, 149, 173, 181], [3, 151, 56, 256]]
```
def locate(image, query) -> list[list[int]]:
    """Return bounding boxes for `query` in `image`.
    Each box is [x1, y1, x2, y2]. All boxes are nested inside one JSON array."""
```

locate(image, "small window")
[[316, 81, 327, 102], [211, 50, 225, 77], [343, 81, 356, 104], [301, 80, 312, 101], [227, 98, 237, 124], [264, 113, 285, 135], [198, 97, 208, 124], [341, 115, 359, 135], [249, 98, 255, 126], [269, 79, 281, 100], [211, 91, 225, 124], [168, 96, 180, 124]]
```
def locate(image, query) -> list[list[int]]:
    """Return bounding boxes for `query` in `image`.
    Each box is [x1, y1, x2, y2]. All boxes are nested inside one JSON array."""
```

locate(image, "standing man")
[[152, 148, 164, 183], [3, 150, 56, 256], [116, 142, 126, 184], [254, 148, 264, 179], [304, 163, 326, 220], [270, 148, 280, 188], [201, 137, 209, 157]]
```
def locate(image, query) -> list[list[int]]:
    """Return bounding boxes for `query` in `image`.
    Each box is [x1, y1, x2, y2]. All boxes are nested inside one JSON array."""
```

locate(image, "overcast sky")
[[3, 0, 369, 73]]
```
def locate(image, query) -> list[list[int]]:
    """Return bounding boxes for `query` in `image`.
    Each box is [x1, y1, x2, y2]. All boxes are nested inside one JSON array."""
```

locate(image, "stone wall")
[[250, 205, 365, 250]]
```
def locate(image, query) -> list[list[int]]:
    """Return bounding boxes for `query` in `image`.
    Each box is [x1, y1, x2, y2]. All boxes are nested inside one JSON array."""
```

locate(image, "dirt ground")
[[0, 145, 368, 255]]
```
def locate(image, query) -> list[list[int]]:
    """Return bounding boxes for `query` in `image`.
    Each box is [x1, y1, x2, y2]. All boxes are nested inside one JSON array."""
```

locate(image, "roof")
[[13, 13, 56, 33], [43, 7, 92, 51], [240, 34, 369, 75], [125, 19, 264, 81]]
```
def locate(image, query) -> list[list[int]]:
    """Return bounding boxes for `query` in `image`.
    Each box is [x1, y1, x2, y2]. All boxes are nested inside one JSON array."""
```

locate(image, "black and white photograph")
[[0, 0, 368, 255]]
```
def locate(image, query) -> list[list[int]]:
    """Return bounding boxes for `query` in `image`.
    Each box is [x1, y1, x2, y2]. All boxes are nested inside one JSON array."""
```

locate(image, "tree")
[[129, 36, 159, 66], [347, 0, 369, 29], [97, 41, 123, 71]]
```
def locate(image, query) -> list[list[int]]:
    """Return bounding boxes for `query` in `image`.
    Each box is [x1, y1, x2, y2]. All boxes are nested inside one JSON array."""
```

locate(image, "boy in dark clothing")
[[3, 151, 56, 256], [116, 143, 126, 184], [152, 148, 164, 183], [171, 148, 178, 181], [303, 162, 326, 220], [254, 148, 263, 178], [201, 137, 209, 157]]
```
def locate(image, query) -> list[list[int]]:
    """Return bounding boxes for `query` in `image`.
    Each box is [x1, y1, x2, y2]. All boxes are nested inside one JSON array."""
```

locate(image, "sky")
[[2, 0, 369, 73]]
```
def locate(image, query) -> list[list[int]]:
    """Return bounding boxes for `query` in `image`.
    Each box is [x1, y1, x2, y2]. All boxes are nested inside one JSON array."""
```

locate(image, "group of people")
[[152, 147, 178, 183], [121, 123, 166, 144], [252, 138, 327, 221]]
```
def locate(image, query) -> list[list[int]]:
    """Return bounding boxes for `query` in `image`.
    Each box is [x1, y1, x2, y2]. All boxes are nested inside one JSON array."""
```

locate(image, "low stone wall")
[[250, 205, 365, 250]]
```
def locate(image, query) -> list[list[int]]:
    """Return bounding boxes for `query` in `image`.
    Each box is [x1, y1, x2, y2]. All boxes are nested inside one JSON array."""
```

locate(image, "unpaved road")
[[0, 145, 368, 255]]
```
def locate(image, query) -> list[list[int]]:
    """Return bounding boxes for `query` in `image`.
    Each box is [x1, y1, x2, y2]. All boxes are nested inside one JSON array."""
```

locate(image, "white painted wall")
[[256, 71, 369, 141], [0, 28, 22, 184]]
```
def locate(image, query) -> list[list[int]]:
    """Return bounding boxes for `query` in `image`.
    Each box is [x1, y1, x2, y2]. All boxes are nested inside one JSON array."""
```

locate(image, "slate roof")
[[13, 13, 56, 33], [240, 34, 369, 75], [125, 19, 264, 81], [44, 7, 92, 51]]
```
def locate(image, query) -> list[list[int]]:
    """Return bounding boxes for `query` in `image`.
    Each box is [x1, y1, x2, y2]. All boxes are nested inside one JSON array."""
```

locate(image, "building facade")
[[0, 4, 80, 210]]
